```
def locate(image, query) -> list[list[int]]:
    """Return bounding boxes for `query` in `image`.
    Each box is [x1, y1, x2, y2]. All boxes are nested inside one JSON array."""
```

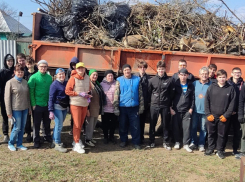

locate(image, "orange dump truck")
[[31, 13, 245, 77]]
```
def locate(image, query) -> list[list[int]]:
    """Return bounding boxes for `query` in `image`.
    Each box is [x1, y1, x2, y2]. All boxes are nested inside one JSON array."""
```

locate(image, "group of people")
[[0, 53, 244, 159]]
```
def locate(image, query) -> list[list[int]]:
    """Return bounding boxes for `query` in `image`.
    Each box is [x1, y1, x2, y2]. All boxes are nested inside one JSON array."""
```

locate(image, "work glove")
[[219, 115, 227, 122], [49, 112, 55, 120], [114, 109, 120, 116], [79, 92, 89, 98], [79, 92, 91, 103], [239, 118, 245, 124], [8, 117, 16, 125], [207, 115, 214, 122]]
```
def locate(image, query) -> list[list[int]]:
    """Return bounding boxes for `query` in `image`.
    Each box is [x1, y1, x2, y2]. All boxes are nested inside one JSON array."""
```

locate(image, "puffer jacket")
[[100, 78, 116, 113]]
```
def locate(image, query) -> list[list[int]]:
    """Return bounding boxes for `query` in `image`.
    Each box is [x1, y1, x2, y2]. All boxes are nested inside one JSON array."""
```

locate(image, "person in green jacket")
[[28, 60, 52, 148]]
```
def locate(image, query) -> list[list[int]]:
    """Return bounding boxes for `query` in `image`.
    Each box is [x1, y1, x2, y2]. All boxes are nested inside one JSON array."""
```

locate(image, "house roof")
[[0, 10, 32, 35]]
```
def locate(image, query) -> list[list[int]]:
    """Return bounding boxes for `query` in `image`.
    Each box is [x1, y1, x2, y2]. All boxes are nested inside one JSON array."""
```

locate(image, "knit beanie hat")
[[104, 70, 114, 77], [55, 68, 65, 75], [122, 64, 131, 71], [37, 60, 48, 66]]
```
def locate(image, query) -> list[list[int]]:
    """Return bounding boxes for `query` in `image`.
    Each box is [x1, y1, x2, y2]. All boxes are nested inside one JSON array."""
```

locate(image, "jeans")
[[191, 112, 206, 146], [52, 109, 67, 144], [9, 109, 28, 146], [173, 112, 192, 145], [119, 106, 140, 145], [241, 123, 245, 153], [149, 106, 170, 144]]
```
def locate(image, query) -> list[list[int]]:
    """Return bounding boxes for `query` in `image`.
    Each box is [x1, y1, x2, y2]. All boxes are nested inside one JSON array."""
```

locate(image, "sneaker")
[[189, 143, 197, 150], [91, 139, 97, 144], [216, 151, 225, 159], [55, 143, 67, 153], [134, 145, 141, 150], [183, 145, 193, 153], [174, 142, 180, 150], [72, 140, 85, 149], [119, 142, 127, 148], [163, 143, 171, 151], [3, 135, 9, 143], [148, 143, 155, 148], [26, 134, 33, 143], [69, 130, 73, 136], [17, 145, 28, 150], [205, 149, 214, 156], [34, 142, 40, 148], [73, 143, 85, 154], [85, 140, 95, 147], [198, 145, 205, 152], [8, 144, 16, 151]]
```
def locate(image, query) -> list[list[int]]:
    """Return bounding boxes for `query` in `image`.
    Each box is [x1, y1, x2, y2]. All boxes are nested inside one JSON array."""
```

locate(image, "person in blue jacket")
[[48, 68, 69, 153], [113, 64, 144, 149], [189, 67, 211, 152]]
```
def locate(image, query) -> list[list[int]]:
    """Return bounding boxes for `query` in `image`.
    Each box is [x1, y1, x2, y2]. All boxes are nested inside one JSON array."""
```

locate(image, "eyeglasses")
[[138, 67, 147, 69]]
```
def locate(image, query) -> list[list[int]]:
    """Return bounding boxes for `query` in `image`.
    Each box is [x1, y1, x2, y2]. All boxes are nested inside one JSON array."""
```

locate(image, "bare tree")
[[31, 0, 72, 16], [0, 2, 17, 17]]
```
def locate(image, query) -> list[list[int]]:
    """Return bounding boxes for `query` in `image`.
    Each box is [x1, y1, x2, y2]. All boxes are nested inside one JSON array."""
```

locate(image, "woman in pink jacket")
[[100, 70, 117, 144]]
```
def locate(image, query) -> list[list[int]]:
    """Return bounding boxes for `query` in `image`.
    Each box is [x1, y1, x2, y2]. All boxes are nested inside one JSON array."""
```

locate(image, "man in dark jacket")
[[226, 67, 243, 158], [171, 68, 195, 153], [134, 61, 150, 144], [148, 60, 174, 149], [171, 59, 195, 83], [205, 69, 236, 159], [65, 57, 79, 135], [0, 54, 15, 142]]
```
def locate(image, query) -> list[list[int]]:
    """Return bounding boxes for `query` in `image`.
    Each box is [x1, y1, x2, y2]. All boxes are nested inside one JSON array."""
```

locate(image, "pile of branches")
[[35, 0, 245, 55]]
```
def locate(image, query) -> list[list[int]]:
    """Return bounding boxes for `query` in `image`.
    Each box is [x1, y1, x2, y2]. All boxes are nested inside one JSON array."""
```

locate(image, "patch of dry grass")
[[0, 114, 240, 182]]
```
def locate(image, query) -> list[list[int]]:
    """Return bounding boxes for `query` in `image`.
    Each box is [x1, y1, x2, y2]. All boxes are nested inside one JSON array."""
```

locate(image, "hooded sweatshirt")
[[205, 81, 236, 119], [100, 78, 116, 113], [65, 57, 79, 81], [227, 77, 243, 112], [0, 54, 15, 100], [65, 70, 90, 107]]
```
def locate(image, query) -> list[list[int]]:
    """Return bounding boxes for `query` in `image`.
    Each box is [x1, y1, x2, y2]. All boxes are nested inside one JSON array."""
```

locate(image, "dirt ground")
[[0, 114, 240, 182]]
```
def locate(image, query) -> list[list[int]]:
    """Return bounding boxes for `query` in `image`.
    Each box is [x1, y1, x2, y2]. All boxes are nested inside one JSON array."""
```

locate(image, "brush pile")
[[37, 0, 245, 55]]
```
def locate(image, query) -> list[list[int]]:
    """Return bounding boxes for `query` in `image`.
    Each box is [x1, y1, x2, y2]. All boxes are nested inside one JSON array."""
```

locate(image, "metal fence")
[[0, 40, 16, 70]]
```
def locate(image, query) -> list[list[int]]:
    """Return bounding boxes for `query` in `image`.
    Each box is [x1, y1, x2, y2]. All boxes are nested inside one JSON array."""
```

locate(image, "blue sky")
[[3, 0, 245, 30]]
